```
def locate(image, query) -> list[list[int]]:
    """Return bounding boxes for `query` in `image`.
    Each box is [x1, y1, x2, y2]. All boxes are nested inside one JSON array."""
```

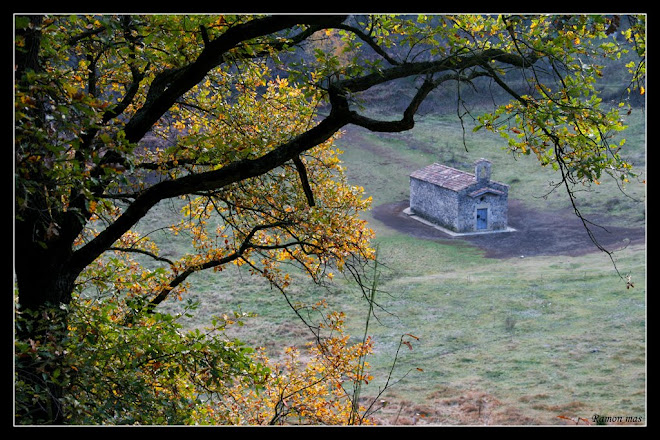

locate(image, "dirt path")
[[372, 199, 645, 259]]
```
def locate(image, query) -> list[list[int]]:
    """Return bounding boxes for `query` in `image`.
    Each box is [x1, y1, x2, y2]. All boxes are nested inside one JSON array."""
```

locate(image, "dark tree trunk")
[[15, 15, 72, 423], [14, 214, 76, 424]]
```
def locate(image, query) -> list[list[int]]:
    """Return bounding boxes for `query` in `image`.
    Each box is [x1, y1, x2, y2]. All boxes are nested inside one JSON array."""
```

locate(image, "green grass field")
[[149, 107, 646, 425]]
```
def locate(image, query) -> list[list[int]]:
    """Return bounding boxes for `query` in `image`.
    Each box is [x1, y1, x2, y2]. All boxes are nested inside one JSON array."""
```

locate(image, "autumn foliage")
[[15, 14, 644, 425], [15, 293, 376, 424]]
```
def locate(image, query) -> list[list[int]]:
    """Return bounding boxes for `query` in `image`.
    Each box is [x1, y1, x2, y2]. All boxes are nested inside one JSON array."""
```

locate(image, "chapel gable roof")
[[410, 162, 507, 193], [410, 163, 476, 191]]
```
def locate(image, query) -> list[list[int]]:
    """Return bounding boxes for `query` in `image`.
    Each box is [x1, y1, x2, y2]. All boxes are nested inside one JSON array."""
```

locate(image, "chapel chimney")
[[475, 158, 491, 184]]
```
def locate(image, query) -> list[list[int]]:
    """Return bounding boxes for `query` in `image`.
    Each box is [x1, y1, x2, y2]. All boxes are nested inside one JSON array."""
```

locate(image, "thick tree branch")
[[101, 63, 149, 124], [70, 111, 349, 274], [333, 48, 536, 96], [124, 15, 348, 144], [293, 156, 316, 207], [345, 78, 435, 132], [334, 23, 401, 66], [344, 70, 490, 132]]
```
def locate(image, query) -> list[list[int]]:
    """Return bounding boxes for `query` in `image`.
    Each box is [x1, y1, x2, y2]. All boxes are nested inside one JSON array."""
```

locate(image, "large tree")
[[14, 14, 644, 424]]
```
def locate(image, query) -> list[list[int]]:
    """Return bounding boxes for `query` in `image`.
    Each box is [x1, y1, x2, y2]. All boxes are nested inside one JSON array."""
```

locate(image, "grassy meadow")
[[146, 107, 646, 425]]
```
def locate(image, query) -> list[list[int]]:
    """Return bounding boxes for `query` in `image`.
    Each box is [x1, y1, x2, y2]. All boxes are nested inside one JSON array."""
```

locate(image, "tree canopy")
[[14, 14, 645, 424]]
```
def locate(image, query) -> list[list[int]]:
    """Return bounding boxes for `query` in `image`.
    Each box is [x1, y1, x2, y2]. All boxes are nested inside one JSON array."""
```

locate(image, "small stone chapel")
[[408, 159, 510, 234]]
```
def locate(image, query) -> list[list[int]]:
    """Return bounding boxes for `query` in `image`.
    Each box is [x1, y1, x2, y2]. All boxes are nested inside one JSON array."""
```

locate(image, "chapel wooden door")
[[477, 208, 488, 230]]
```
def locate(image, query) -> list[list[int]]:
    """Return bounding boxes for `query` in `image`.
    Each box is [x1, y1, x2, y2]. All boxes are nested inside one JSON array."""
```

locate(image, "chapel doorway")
[[477, 208, 488, 230]]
